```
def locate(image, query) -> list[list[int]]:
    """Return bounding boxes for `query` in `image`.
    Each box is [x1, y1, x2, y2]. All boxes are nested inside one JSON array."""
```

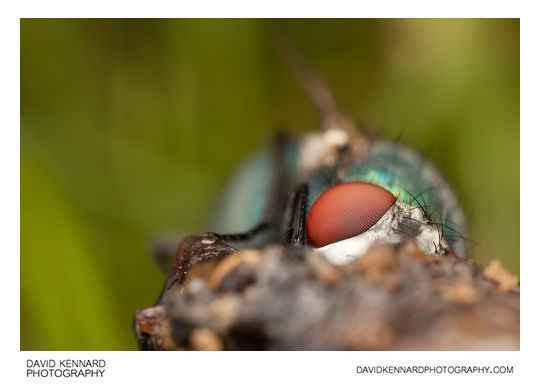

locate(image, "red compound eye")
[[307, 182, 397, 247]]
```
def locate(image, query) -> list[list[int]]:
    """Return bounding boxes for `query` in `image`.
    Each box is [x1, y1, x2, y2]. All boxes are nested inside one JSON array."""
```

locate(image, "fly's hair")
[[401, 187, 434, 223], [399, 185, 473, 253], [399, 186, 446, 254]]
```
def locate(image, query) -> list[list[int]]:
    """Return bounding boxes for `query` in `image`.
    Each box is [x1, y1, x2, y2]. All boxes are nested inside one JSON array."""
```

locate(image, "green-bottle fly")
[[208, 41, 468, 265], [135, 39, 469, 350]]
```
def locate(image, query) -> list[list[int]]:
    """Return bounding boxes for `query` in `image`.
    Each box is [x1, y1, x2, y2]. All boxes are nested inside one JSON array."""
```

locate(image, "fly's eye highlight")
[[307, 182, 397, 247]]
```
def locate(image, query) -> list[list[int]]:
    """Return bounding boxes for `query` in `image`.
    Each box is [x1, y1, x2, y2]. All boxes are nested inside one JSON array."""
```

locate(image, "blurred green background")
[[21, 19, 519, 350]]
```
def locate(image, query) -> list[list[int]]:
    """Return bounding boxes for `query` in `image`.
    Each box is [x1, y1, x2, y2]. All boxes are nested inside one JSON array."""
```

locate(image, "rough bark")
[[134, 236, 519, 351]]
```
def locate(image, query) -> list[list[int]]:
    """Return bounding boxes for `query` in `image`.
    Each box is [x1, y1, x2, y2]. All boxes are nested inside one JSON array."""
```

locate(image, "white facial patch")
[[313, 200, 447, 265]]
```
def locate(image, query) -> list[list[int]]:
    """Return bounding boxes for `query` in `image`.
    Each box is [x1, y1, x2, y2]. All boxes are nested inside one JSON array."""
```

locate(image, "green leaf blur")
[[21, 19, 519, 350]]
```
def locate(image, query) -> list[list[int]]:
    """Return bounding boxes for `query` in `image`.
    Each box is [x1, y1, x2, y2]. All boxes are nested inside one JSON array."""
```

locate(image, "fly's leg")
[[148, 131, 290, 274], [263, 131, 291, 233], [287, 183, 308, 247], [207, 222, 269, 242], [207, 131, 291, 245], [280, 182, 308, 246]]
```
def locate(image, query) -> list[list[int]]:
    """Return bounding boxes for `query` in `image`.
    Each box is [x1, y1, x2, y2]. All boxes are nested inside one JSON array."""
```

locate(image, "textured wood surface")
[[134, 236, 519, 350]]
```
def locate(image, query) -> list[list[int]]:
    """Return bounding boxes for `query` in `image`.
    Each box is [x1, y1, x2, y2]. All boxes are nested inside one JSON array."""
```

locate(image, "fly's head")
[[306, 182, 452, 266]]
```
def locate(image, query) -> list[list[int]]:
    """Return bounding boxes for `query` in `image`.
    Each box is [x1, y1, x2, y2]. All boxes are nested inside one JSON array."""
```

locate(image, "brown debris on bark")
[[134, 237, 519, 351]]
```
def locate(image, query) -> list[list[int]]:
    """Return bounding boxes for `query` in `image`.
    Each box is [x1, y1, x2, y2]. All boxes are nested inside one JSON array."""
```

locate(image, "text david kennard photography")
[[26, 359, 106, 378]]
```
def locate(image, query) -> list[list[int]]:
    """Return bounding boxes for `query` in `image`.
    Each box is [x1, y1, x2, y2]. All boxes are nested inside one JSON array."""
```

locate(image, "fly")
[[207, 39, 468, 265], [135, 38, 468, 349]]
